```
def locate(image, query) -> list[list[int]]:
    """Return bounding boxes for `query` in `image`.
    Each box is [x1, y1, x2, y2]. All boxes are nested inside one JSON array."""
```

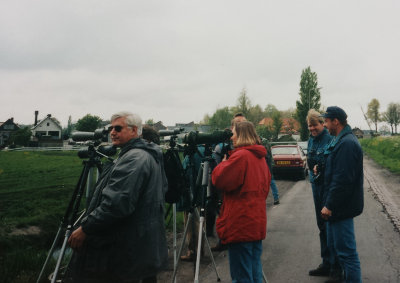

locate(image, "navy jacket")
[[307, 128, 333, 184], [322, 125, 364, 221]]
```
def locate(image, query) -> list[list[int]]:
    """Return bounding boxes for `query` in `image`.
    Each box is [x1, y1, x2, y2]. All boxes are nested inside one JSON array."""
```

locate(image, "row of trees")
[[366, 99, 400, 134], [203, 66, 323, 141]]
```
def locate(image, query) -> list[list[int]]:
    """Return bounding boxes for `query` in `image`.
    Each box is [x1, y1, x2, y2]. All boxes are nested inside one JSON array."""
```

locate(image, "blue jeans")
[[311, 183, 330, 266], [228, 241, 263, 283], [270, 178, 279, 201], [327, 218, 362, 283]]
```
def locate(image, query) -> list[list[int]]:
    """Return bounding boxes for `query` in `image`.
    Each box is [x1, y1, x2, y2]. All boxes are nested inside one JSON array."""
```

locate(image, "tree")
[[247, 104, 265, 125], [295, 66, 322, 141], [234, 88, 251, 117], [63, 115, 74, 139], [367, 98, 381, 133], [9, 127, 32, 147], [272, 112, 283, 141], [383, 103, 400, 134], [256, 124, 273, 140], [264, 104, 279, 118], [207, 106, 233, 130], [75, 114, 103, 132], [145, 119, 155, 125]]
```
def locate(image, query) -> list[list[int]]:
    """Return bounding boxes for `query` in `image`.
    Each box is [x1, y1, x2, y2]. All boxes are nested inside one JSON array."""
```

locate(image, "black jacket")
[[322, 125, 364, 221], [76, 138, 168, 280]]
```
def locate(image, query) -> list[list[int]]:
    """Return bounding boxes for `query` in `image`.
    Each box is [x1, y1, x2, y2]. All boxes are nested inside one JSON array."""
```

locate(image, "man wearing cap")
[[306, 109, 342, 281], [320, 106, 364, 283]]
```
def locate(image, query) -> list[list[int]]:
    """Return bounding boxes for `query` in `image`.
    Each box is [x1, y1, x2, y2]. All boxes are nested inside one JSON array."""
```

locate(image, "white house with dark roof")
[[31, 114, 63, 146]]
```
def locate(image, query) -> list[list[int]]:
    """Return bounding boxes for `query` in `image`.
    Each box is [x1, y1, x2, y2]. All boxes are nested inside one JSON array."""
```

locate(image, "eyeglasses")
[[108, 125, 124, 132]]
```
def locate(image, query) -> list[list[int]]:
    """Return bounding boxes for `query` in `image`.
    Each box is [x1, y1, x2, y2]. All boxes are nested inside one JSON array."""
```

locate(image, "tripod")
[[171, 144, 221, 283], [36, 145, 111, 283]]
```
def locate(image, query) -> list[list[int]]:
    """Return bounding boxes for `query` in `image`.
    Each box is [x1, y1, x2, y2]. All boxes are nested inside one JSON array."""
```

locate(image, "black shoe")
[[211, 243, 227, 252], [273, 199, 280, 205], [309, 264, 330, 276]]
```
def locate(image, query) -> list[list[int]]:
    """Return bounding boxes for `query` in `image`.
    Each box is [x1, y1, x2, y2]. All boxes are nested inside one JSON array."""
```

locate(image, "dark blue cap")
[[321, 106, 347, 121]]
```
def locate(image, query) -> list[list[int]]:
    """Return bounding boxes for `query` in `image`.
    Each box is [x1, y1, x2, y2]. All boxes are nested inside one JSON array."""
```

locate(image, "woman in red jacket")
[[212, 121, 271, 283]]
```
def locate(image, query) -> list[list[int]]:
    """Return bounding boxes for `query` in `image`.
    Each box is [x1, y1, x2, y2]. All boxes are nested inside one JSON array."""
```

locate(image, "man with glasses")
[[68, 111, 168, 283]]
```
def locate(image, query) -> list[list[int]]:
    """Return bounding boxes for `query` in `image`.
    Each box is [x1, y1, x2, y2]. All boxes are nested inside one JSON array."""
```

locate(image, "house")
[[31, 113, 63, 147], [0, 118, 20, 147], [352, 127, 364, 139]]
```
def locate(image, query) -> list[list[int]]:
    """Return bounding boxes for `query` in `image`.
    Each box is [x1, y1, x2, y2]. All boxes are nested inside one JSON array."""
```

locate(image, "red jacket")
[[212, 145, 271, 244]]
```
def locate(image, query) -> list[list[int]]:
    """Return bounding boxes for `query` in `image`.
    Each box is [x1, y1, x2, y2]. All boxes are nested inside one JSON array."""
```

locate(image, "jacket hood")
[[234, 144, 267, 159], [120, 138, 163, 163]]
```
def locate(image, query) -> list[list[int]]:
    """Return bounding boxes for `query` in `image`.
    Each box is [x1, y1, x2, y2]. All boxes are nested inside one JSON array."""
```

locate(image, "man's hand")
[[321, 206, 332, 220], [68, 226, 87, 251]]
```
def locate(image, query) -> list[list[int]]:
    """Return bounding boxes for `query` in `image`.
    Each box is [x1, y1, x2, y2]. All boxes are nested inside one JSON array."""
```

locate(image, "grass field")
[[360, 136, 400, 174], [0, 150, 184, 283]]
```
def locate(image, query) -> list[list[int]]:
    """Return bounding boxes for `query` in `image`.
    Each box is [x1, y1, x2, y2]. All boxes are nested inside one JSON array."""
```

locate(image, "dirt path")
[[363, 155, 400, 232]]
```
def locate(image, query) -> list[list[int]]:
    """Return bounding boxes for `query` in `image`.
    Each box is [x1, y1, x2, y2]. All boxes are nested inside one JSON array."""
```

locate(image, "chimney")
[[34, 111, 38, 126], [11, 117, 14, 123], [47, 114, 51, 118]]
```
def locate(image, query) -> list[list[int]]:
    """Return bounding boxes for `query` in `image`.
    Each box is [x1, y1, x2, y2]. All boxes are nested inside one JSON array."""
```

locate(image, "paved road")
[[199, 158, 400, 283]]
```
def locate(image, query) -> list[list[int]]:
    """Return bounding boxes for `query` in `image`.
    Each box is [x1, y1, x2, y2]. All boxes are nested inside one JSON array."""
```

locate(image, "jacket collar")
[[325, 125, 352, 153]]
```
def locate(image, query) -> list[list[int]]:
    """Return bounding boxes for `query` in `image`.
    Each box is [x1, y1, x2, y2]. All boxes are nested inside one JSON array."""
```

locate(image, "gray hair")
[[306, 109, 324, 125], [111, 111, 142, 135]]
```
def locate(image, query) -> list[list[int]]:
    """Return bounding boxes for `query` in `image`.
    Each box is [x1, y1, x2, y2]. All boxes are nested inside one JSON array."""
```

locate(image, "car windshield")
[[272, 147, 299, 155]]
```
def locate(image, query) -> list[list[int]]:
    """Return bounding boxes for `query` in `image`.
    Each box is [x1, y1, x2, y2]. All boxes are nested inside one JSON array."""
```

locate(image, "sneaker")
[[324, 269, 344, 283], [309, 263, 330, 276], [273, 199, 280, 205], [180, 251, 195, 262]]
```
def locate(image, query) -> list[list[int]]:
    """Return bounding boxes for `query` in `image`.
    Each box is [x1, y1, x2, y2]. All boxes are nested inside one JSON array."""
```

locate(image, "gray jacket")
[[77, 138, 168, 280]]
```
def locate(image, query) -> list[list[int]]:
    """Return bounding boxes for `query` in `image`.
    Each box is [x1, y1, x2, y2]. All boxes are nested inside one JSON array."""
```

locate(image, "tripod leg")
[[51, 228, 72, 283], [36, 227, 63, 283], [194, 215, 205, 283], [262, 269, 268, 283], [173, 204, 177, 283], [201, 226, 221, 281], [193, 209, 221, 282], [171, 211, 194, 283]]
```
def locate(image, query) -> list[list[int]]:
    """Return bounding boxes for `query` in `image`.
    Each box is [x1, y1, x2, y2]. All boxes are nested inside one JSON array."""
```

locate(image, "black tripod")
[[36, 145, 112, 283], [171, 144, 220, 283]]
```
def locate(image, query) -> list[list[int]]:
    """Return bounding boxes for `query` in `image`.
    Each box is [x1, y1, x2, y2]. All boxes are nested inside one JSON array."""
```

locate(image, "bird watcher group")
[[66, 106, 364, 283]]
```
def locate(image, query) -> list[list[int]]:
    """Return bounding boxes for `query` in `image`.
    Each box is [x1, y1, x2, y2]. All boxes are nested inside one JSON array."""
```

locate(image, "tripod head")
[[77, 143, 116, 162]]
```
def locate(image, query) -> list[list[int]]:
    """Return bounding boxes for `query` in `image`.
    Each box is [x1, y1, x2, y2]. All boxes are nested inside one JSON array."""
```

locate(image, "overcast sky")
[[1, 0, 399, 130]]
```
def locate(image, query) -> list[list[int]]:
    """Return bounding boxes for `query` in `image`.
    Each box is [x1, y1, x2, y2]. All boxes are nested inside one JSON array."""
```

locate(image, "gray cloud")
[[1, 0, 399, 130]]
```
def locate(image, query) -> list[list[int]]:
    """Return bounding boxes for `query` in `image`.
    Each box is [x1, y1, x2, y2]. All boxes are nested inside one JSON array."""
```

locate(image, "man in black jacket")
[[68, 111, 168, 283], [321, 106, 363, 283]]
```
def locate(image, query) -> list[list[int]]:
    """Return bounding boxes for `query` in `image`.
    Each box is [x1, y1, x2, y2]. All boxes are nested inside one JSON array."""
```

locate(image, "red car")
[[271, 144, 307, 180]]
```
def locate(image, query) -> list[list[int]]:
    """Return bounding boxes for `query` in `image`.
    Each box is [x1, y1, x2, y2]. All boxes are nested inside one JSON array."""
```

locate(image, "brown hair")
[[233, 121, 261, 147], [306, 109, 324, 125]]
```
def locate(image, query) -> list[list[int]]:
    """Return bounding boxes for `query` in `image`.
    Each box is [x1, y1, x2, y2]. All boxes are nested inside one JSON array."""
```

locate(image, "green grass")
[[0, 150, 185, 283], [360, 136, 400, 174], [0, 151, 83, 283]]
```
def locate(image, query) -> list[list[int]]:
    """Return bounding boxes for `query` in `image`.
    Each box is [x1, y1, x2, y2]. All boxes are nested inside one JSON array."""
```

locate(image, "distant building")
[[352, 127, 364, 139], [170, 122, 211, 133], [0, 118, 20, 147], [31, 113, 63, 147]]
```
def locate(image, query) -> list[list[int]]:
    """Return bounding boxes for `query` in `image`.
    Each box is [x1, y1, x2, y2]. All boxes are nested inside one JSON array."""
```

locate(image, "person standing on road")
[[321, 106, 364, 283], [212, 121, 271, 283], [67, 111, 168, 283], [306, 109, 342, 281]]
